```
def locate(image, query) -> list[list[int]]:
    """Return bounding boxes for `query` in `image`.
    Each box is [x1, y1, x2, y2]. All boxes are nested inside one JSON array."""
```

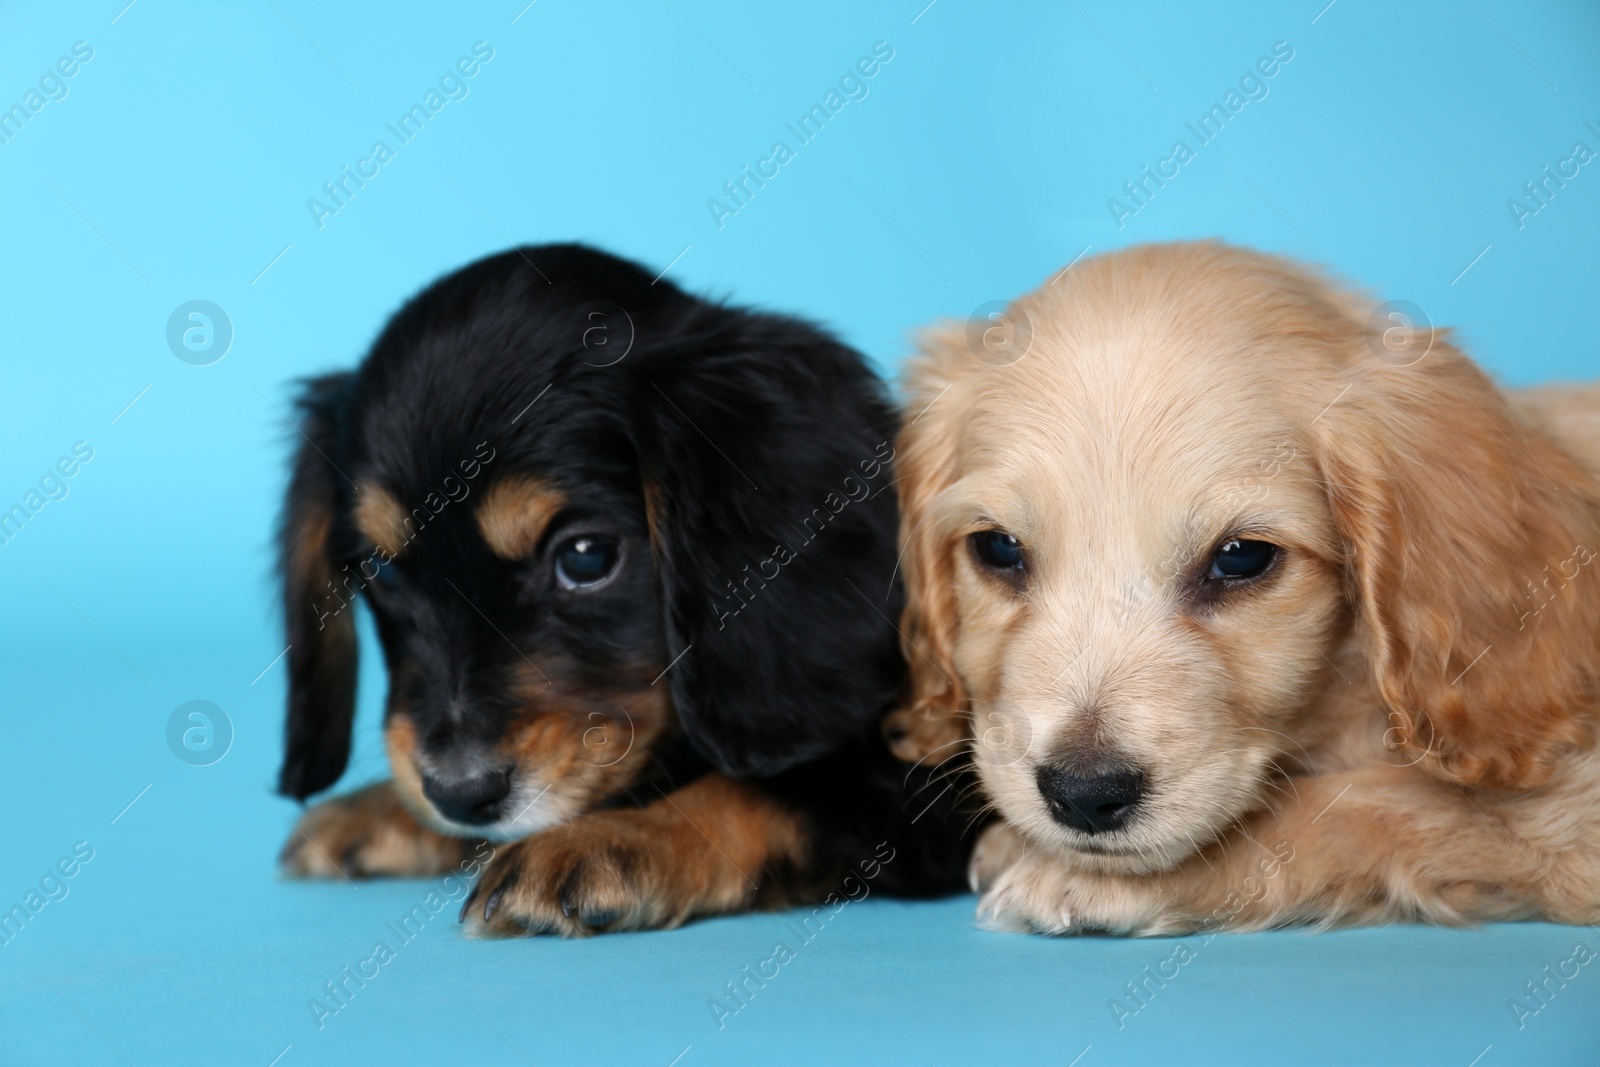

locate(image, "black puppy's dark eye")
[[971, 530, 1025, 571], [353, 555, 399, 595], [1207, 539, 1276, 581], [554, 537, 621, 589]]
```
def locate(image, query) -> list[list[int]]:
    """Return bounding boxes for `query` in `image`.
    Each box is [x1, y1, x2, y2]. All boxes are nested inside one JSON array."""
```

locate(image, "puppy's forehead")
[[355, 368, 630, 489], [971, 332, 1286, 487], [345, 382, 642, 574], [994, 240, 1354, 419], [952, 257, 1334, 544]]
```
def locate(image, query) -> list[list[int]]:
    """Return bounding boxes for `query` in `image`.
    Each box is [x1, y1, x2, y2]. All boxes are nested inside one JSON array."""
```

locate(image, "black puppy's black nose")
[[422, 768, 513, 825], [1036, 765, 1145, 835]]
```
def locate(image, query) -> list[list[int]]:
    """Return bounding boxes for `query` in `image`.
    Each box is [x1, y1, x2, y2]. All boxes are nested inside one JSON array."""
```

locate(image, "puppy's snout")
[[1036, 764, 1145, 835], [422, 766, 513, 825]]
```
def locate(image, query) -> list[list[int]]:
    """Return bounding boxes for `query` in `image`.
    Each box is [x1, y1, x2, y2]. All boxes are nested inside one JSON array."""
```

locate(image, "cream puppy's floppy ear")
[[1315, 329, 1600, 790], [883, 325, 976, 766]]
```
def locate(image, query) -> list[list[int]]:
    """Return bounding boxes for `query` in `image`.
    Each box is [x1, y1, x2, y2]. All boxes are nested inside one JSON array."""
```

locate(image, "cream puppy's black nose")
[[1036, 765, 1145, 835]]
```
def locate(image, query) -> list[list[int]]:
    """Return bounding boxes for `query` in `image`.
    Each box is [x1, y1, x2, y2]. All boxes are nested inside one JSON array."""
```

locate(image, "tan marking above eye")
[[354, 484, 410, 559], [477, 476, 567, 560]]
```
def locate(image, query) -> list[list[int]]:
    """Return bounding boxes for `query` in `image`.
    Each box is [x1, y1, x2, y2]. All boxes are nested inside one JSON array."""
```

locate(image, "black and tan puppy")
[[275, 244, 972, 936]]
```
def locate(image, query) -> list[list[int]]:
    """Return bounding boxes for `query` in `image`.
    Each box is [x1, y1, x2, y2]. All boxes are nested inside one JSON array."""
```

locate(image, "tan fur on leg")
[[461, 774, 810, 937], [281, 780, 472, 879]]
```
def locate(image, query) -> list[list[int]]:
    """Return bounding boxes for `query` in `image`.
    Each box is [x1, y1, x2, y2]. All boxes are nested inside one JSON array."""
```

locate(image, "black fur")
[[276, 243, 975, 902], [278, 373, 359, 802]]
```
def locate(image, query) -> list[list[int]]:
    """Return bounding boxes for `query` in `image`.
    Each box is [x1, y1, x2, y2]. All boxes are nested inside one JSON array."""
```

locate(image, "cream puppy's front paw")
[[975, 849, 1082, 934], [967, 821, 1028, 892], [975, 846, 1181, 936]]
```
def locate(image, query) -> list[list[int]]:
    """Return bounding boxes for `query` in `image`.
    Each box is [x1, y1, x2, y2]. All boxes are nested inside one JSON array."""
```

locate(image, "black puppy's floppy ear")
[[632, 319, 905, 778], [277, 373, 359, 801]]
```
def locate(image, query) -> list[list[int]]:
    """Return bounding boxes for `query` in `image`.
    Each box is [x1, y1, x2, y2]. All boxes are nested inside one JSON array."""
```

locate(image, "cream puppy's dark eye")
[[971, 530, 1025, 571], [1207, 538, 1276, 581]]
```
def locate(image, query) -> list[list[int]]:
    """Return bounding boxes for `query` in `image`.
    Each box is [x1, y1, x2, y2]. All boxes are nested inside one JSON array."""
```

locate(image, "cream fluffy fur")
[[887, 242, 1600, 934]]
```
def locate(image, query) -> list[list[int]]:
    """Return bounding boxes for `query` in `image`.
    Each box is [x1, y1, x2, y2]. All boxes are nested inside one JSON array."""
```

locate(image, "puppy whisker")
[[901, 734, 974, 781], [1237, 725, 1321, 775]]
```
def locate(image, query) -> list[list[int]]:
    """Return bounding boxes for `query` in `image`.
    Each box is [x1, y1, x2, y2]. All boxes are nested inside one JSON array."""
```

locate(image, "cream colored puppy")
[[886, 242, 1600, 934]]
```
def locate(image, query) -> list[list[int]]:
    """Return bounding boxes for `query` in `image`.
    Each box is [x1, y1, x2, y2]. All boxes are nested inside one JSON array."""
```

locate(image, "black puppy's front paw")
[[461, 802, 759, 938], [281, 780, 471, 879], [461, 818, 661, 938]]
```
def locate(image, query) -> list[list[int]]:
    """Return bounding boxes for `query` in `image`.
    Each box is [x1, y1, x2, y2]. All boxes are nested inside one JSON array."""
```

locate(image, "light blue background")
[[2, 1, 1598, 1064]]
